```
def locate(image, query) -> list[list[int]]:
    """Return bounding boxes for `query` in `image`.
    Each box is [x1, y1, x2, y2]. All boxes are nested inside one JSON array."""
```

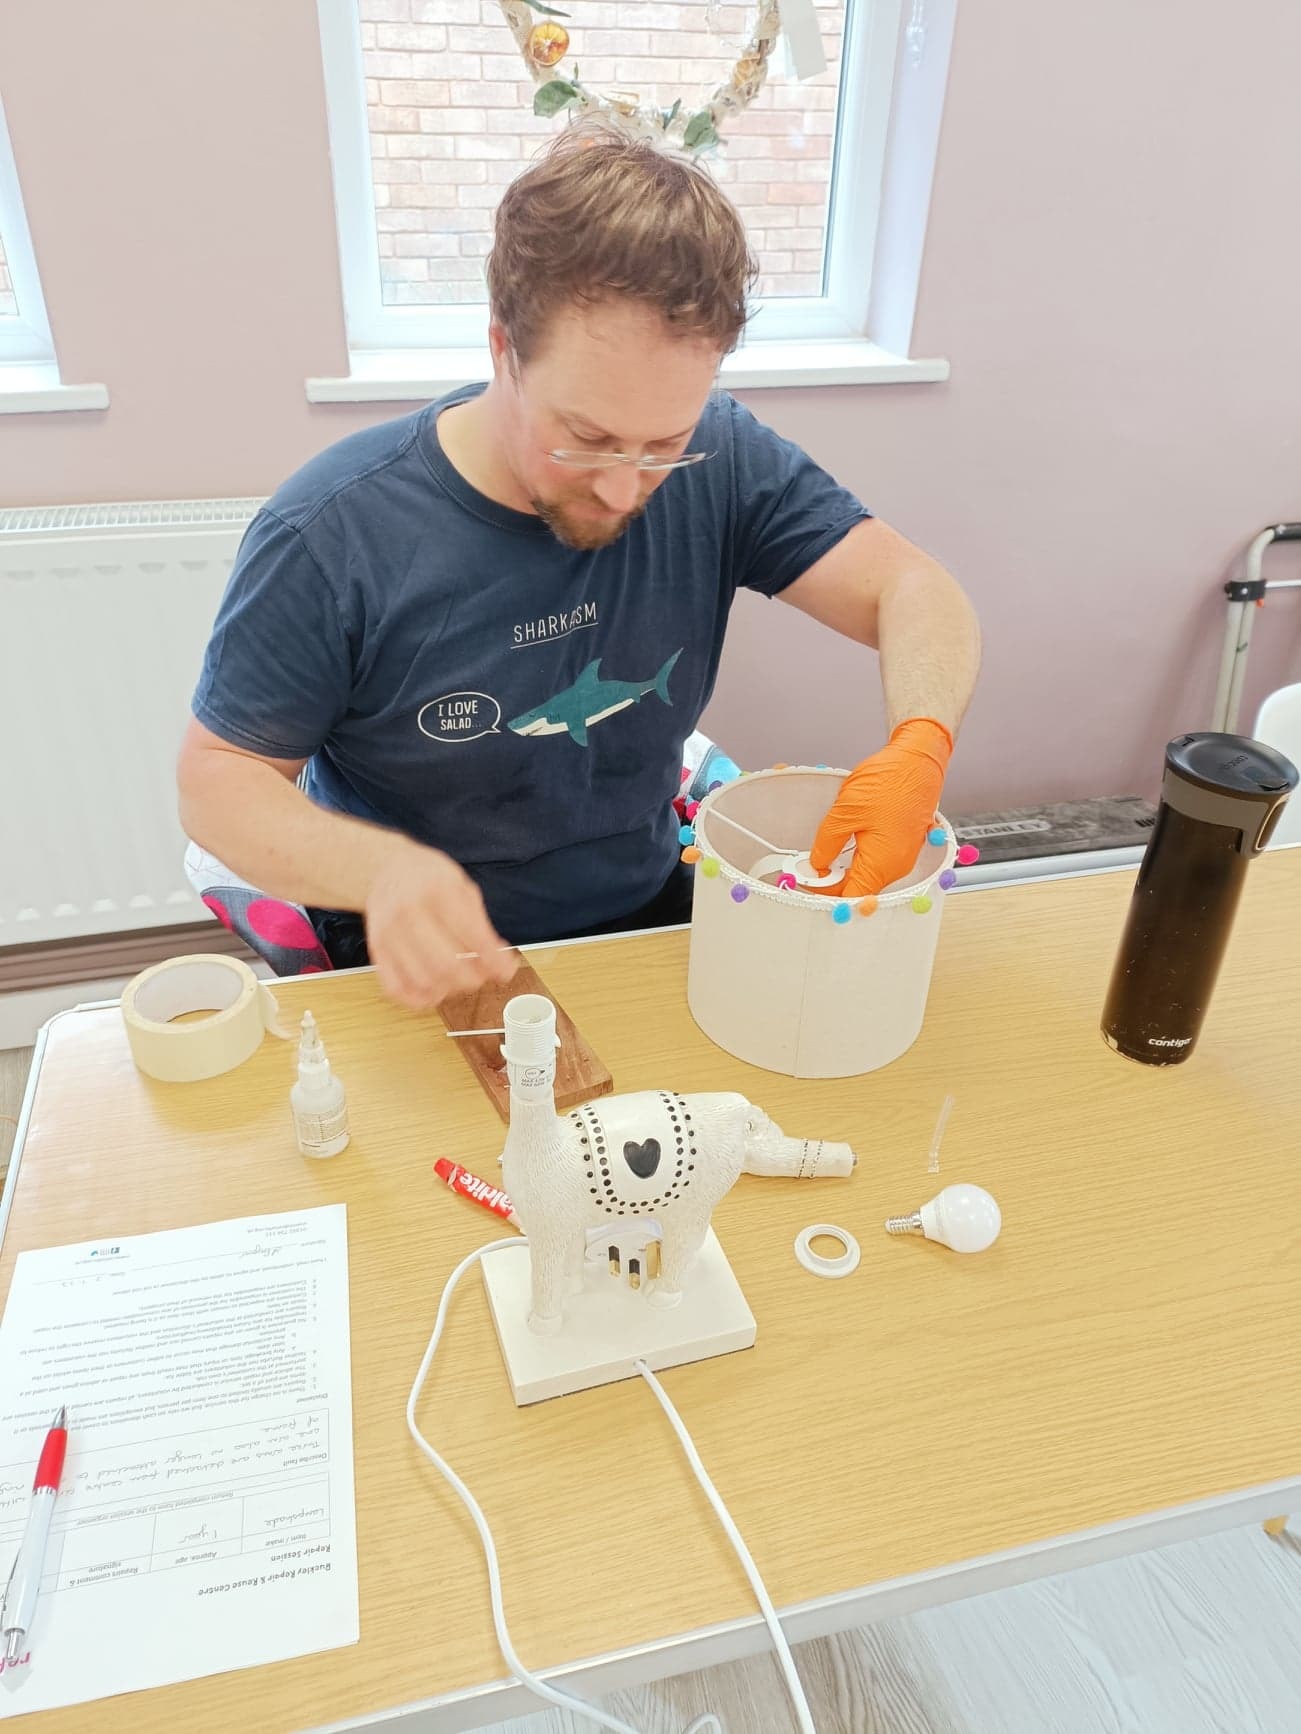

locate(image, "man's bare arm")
[[177, 719, 515, 1008], [778, 518, 980, 736]]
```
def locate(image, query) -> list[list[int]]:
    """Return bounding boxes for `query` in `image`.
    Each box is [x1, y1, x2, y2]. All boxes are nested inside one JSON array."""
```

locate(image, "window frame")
[[317, 0, 915, 359], [0, 91, 57, 367]]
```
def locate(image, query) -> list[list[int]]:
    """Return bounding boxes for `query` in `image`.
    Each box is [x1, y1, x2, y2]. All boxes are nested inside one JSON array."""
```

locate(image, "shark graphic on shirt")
[[508, 650, 683, 747]]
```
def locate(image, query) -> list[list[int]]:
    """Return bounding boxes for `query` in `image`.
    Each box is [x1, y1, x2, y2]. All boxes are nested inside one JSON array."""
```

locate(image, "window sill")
[[305, 340, 949, 404], [0, 365, 109, 414]]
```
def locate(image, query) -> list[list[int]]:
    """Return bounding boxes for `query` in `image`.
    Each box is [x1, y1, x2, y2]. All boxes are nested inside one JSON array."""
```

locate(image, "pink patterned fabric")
[[246, 899, 322, 950], [196, 884, 333, 976], [202, 893, 235, 931]]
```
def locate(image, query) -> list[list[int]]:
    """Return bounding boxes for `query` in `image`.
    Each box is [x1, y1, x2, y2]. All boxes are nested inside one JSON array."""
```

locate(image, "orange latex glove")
[[808, 718, 954, 898]]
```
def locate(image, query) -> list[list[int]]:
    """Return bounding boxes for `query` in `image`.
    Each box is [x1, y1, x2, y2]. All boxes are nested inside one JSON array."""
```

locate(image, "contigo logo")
[[1148, 1036, 1192, 1048]]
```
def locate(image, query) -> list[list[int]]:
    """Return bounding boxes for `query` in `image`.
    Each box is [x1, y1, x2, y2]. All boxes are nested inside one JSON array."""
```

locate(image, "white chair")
[[1253, 682, 1301, 848], [1248, 685, 1301, 1548]]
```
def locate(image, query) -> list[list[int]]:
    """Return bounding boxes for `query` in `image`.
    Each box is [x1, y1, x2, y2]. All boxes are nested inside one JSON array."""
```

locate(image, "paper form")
[[0, 1205, 358, 1716]]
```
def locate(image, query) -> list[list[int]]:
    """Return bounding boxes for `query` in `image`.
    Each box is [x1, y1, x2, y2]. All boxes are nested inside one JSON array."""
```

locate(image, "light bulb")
[[885, 1183, 1001, 1253]]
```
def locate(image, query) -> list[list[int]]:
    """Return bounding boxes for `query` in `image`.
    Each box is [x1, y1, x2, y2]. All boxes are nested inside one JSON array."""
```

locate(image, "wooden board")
[[436, 951, 614, 1119]]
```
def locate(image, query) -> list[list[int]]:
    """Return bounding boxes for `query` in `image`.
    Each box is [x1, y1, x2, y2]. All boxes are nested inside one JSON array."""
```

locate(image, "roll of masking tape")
[[120, 954, 291, 1083]]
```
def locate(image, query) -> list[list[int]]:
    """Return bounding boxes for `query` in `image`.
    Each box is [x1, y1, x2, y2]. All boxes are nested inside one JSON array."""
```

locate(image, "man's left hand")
[[808, 718, 954, 898]]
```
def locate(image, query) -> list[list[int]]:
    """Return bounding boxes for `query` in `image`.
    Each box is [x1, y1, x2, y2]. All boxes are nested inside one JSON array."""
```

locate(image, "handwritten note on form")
[[0, 1204, 358, 1717]]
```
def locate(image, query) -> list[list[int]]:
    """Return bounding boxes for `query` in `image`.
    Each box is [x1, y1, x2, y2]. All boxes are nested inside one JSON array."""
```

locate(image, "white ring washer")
[[790, 849, 851, 890], [794, 1223, 861, 1279]]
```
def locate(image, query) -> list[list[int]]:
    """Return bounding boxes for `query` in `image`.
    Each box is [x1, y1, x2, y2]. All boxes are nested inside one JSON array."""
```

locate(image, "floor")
[[2, 1044, 1297, 1732]]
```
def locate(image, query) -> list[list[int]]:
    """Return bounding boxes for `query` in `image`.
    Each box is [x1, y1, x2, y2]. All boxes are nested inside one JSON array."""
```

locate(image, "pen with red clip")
[[2, 1407, 67, 1663]]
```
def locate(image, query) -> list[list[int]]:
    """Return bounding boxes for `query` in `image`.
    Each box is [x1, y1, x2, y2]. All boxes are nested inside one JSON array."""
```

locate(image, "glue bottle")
[[291, 1011, 350, 1157]]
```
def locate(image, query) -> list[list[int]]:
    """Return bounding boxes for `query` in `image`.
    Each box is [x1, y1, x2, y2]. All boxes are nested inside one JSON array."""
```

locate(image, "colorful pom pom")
[[708, 780, 723, 793], [730, 884, 749, 904], [832, 901, 853, 924], [912, 893, 933, 914], [681, 845, 702, 865], [856, 895, 879, 917], [686, 800, 700, 820], [956, 844, 981, 866], [938, 869, 958, 891], [777, 871, 798, 890], [678, 824, 695, 845], [700, 857, 721, 878], [927, 826, 947, 846]]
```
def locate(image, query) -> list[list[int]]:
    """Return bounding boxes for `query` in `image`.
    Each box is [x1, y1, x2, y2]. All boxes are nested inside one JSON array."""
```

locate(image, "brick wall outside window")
[[358, 0, 847, 306]]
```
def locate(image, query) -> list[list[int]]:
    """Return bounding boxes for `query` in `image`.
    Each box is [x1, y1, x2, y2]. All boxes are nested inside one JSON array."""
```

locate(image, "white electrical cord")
[[406, 1238, 818, 1734], [633, 1359, 817, 1734]]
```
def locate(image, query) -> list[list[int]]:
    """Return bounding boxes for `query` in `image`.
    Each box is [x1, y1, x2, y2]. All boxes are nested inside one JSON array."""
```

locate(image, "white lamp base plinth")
[[481, 1229, 756, 1406]]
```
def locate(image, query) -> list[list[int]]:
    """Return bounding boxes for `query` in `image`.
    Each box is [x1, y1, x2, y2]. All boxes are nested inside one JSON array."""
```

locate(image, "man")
[[178, 125, 980, 1013]]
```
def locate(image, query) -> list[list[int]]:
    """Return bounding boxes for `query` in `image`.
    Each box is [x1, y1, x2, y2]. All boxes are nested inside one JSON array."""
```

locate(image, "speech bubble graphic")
[[418, 691, 503, 744]]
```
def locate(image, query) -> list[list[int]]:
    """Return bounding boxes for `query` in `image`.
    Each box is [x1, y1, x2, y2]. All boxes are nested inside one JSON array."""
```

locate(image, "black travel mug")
[[1101, 733, 1297, 1064]]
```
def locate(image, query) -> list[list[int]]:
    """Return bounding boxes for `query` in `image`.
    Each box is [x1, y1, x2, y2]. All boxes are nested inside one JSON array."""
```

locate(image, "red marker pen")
[[2, 1407, 67, 1663], [434, 1158, 522, 1230]]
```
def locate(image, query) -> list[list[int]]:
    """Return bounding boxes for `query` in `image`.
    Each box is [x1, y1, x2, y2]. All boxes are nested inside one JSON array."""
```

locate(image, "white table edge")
[[306, 1472, 1301, 1731]]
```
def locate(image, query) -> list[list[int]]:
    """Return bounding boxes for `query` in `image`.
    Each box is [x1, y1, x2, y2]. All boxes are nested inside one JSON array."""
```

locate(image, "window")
[[0, 230, 17, 319], [315, 0, 950, 390], [0, 94, 106, 409], [357, 0, 844, 310], [0, 91, 56, 367]]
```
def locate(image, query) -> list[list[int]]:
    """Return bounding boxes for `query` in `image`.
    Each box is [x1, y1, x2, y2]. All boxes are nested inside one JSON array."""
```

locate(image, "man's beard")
[[531, 493, 646, 552]]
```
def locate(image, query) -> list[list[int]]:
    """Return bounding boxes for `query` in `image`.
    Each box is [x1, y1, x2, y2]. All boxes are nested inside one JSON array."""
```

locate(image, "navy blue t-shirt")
[[192, 386, 869, 942]]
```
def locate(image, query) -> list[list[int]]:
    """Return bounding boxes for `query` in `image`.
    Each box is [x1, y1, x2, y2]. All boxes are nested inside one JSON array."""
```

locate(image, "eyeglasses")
[[547, 448, 714, 473]]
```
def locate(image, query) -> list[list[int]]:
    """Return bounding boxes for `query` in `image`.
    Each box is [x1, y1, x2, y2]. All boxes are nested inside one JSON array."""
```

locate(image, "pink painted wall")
[[2, 0, 1299, 811]]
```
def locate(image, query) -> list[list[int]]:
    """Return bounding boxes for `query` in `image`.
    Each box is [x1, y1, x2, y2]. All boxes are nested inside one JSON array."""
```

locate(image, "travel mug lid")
[[1163, 733, 1299, 852]]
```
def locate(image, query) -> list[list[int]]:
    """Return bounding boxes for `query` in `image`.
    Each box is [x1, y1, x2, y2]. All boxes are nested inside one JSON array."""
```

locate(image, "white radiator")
[[0, 499, 261, 946]]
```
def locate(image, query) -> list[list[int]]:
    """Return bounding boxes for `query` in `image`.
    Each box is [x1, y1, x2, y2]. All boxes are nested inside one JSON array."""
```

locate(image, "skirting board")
[[481, 1228, 756, 1406], [0, 920, 253, 992], [0, 977, 135, 1052], [0, 923, 262, 1050]]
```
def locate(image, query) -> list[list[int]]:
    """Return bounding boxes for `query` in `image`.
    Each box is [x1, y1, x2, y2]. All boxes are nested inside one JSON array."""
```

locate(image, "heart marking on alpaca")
[[623, 1138, 661, 1180]]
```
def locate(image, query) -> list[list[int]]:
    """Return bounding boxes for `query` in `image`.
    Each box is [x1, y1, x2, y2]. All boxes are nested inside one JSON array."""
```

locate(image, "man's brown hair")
[[486, 121, 756, 364]]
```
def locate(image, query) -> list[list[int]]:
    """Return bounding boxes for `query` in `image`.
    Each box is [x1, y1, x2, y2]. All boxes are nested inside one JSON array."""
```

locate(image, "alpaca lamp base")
[[481, 1228, 756, 1406]]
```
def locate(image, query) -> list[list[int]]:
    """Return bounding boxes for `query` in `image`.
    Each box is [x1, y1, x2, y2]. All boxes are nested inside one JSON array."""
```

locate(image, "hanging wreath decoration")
[[497, 0, 784, 154]]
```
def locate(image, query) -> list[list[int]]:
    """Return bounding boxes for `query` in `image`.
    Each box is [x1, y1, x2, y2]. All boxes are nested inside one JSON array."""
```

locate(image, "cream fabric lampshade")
[[686, 768, 956, 1078]]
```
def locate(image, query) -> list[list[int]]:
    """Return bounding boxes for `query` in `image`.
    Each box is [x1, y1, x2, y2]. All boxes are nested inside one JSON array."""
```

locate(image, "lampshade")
[[686, 767, 956, 1078]]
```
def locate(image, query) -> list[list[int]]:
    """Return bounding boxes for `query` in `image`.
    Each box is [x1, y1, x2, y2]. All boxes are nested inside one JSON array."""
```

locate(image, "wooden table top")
[[5, 850, 1300, 1732]]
